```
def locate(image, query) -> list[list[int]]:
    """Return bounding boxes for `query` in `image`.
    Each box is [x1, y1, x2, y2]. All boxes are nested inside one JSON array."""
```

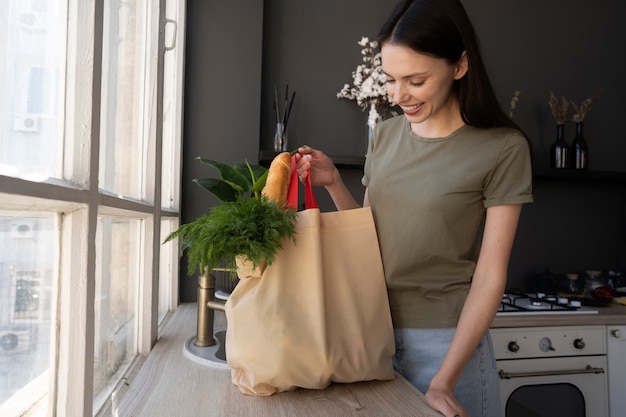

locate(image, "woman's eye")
[[409, 81, 424, 87], [385, 79, 396, 84]]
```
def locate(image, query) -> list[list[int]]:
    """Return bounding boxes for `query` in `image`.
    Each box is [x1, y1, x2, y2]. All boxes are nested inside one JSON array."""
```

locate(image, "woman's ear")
[[454, 51, 468, 80]]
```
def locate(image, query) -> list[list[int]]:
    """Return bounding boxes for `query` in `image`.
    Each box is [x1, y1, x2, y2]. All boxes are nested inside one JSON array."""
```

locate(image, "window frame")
[[0, 0, 185, 415]]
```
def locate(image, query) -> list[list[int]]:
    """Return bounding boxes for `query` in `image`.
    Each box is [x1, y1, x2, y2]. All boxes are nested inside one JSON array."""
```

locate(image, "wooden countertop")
[[113, 303, 442, 417], [108, 302, 626, 416], [491, 301, 626, 328]]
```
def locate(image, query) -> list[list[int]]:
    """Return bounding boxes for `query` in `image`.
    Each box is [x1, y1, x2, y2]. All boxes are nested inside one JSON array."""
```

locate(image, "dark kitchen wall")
[[180, 0, 626, 301], [457, 0, 626, 290], [180, 0, 264, 300]]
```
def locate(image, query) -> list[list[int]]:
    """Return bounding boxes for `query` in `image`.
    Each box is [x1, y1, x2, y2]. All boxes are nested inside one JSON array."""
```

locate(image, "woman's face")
[[381, 42, 467, 136]]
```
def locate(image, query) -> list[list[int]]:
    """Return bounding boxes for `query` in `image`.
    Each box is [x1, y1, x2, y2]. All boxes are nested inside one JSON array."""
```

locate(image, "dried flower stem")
[[571, 92, 601, 123], [508, 90, 521, 118], [548, 91, 569, 125]]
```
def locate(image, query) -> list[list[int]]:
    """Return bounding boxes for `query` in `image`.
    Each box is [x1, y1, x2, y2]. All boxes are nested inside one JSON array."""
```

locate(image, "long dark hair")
[[378, 0, 527, 137]]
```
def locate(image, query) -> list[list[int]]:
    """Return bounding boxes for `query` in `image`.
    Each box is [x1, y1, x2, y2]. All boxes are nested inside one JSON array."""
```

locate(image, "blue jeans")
[[393, 328, 503, 417]]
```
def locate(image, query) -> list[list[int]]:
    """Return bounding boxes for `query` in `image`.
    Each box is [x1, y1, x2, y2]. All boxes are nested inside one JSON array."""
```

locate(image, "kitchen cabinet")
[[607, 324, 626, 417]]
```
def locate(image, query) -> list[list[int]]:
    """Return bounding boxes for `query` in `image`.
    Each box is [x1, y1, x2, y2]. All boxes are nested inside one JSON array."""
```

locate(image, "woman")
[[296, 1, 533, 416]]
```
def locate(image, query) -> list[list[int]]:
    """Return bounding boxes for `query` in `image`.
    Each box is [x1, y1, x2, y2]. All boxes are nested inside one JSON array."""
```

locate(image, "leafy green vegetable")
[[165, 156, 297, 278], [165, 196, 297, 277]]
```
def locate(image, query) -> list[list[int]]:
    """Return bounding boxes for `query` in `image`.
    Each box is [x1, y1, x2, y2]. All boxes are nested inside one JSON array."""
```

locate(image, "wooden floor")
[[98, 303, 440, 417]]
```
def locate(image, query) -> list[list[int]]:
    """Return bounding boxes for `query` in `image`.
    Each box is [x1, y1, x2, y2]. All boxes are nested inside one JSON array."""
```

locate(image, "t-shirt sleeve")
[[362, 158, 370, 187], [483, 132, 534, 207], [362, 130, 375, 187]]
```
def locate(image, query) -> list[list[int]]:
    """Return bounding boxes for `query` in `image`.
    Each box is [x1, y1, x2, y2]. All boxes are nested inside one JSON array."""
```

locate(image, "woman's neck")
[[409, 98, 465, 138], [410, 115, 465, 139]]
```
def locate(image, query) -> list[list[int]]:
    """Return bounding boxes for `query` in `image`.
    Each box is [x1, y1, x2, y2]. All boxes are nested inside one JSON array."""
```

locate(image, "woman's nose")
[[390, 83, 405, 105]]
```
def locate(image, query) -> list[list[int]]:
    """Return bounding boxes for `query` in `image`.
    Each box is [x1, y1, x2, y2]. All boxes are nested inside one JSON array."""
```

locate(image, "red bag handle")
[[287, 154, 318, 210]]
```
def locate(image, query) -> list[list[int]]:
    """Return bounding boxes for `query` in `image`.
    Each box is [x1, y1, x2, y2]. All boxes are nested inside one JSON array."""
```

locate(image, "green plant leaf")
[[197, 158, 250, 192], [193, 178, 239, 202], [223, 179, 245, 194], [233, 161, 266, 185], [251, 170, 269, 193]]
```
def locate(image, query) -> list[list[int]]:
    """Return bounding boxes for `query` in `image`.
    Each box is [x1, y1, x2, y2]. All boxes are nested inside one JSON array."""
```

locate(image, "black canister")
[[536, 267, 559, 294]]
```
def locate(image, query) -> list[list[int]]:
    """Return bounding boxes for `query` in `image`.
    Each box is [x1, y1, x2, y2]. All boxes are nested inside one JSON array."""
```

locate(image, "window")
[[0, 0, 185, 415], [99, 0, 147, 199]]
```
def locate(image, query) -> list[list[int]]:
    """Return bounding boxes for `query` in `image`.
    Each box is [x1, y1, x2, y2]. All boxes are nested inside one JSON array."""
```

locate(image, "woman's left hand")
[[424, 386, 469, 417]]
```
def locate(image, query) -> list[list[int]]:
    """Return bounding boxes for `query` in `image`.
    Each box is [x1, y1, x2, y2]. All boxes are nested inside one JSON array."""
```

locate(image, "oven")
[[491, 293, 608, 417]]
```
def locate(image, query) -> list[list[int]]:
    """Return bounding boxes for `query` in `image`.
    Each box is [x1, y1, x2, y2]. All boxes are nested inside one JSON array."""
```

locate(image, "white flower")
[[337, 37, 393, 113]]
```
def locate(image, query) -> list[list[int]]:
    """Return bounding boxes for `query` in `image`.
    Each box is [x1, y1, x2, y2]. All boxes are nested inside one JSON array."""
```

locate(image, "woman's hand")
[[294, 146, 338, 187], [295, 146, 361, 210], [424, 384, 468, 417]]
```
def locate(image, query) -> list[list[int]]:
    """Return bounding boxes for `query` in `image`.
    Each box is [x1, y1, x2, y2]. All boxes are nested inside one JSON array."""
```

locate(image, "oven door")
[[497, 355, 608, 417]]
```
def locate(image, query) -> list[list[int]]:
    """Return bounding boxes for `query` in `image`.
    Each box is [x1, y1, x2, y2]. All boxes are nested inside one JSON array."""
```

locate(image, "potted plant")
[[164, 157, 297, 278]]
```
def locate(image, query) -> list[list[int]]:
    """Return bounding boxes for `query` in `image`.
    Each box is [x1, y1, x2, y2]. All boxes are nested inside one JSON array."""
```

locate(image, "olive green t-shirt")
[[362, 117, 533, 328]]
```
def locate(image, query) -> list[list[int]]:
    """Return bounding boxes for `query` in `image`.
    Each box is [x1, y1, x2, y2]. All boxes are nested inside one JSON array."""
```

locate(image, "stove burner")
[[497, 292, 598, 315], [527, 300, 550, 309]]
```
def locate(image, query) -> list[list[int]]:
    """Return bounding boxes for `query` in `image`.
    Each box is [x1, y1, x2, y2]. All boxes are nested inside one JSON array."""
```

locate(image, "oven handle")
[[498, 365, 605, 379]]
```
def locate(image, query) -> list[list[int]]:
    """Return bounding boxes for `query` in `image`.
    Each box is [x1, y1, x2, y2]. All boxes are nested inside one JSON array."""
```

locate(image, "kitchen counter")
[[111, 303, 442, 417], [107, 303, 626, 416], [491, 301, 626, 328]]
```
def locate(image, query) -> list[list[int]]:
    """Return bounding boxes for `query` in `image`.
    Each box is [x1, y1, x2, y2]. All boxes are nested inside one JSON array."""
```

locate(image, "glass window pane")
[[161, 0, 182, 211], [0, 1, 67, 181], [0, 214, 56, 416], [99, 0, 148, 199], [93, 216, 140, 410]]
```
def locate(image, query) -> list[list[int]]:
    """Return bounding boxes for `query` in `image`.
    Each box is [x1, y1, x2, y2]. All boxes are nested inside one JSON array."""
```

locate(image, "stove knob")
[[507, 341, 519, 353], [573, 338, 585, 350], [611, 329, 622, 338]]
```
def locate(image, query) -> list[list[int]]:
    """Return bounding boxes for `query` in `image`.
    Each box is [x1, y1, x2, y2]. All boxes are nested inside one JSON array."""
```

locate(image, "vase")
[[366, 100, 381, 152], [571, 122, 588, 170], [273, 122, 288, 152], [549, 124, 569, 169]]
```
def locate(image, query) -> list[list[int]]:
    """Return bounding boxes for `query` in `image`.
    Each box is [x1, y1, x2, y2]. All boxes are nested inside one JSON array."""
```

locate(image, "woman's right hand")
[[295, 145, 361, 210], [294, 146, 338, 187]]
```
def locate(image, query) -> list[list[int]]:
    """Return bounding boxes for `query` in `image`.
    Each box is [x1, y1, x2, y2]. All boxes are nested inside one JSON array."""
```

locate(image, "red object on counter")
[[591, 286, 614, 302]]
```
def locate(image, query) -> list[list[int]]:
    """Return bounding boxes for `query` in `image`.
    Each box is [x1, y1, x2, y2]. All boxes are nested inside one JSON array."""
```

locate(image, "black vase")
[[571, 122, 588, 170], [550, 124, 569, 168]]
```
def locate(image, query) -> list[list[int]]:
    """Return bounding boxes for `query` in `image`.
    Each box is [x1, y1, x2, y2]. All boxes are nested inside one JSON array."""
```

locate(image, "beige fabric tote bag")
[[225, 157, 395, 396]]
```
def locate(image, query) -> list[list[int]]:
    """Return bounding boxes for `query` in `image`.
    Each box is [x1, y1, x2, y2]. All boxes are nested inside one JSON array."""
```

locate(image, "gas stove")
[[496, 292, 598, 316]]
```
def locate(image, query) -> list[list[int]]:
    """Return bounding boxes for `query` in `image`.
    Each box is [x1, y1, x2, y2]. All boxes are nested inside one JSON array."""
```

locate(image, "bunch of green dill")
[[165, 196, 297, 277]]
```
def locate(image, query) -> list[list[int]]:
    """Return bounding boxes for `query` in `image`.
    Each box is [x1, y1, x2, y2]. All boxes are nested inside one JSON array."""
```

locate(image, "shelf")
[[260, 150, 626, 183], [533, 169, 626, 184], [259, 150, 365, 168]]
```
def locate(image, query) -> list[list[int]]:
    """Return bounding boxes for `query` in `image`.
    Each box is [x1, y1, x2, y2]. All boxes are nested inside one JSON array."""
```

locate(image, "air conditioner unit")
[[17, 12, 46, 31], [10, 220, 36, 239], [13, 115, 40, 133]]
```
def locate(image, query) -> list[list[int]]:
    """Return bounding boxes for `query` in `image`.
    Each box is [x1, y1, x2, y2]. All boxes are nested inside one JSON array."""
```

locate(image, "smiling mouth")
[[401, 103, 423, 114]]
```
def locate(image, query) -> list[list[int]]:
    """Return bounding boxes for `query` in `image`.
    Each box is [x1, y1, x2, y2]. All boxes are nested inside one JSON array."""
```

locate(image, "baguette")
[[262, 152, 291, 205]]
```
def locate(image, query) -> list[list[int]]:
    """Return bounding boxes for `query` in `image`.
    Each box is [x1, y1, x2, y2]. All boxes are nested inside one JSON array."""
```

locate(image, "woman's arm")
[[425, 204, 523, 417], [295, 146, 362, 210]]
